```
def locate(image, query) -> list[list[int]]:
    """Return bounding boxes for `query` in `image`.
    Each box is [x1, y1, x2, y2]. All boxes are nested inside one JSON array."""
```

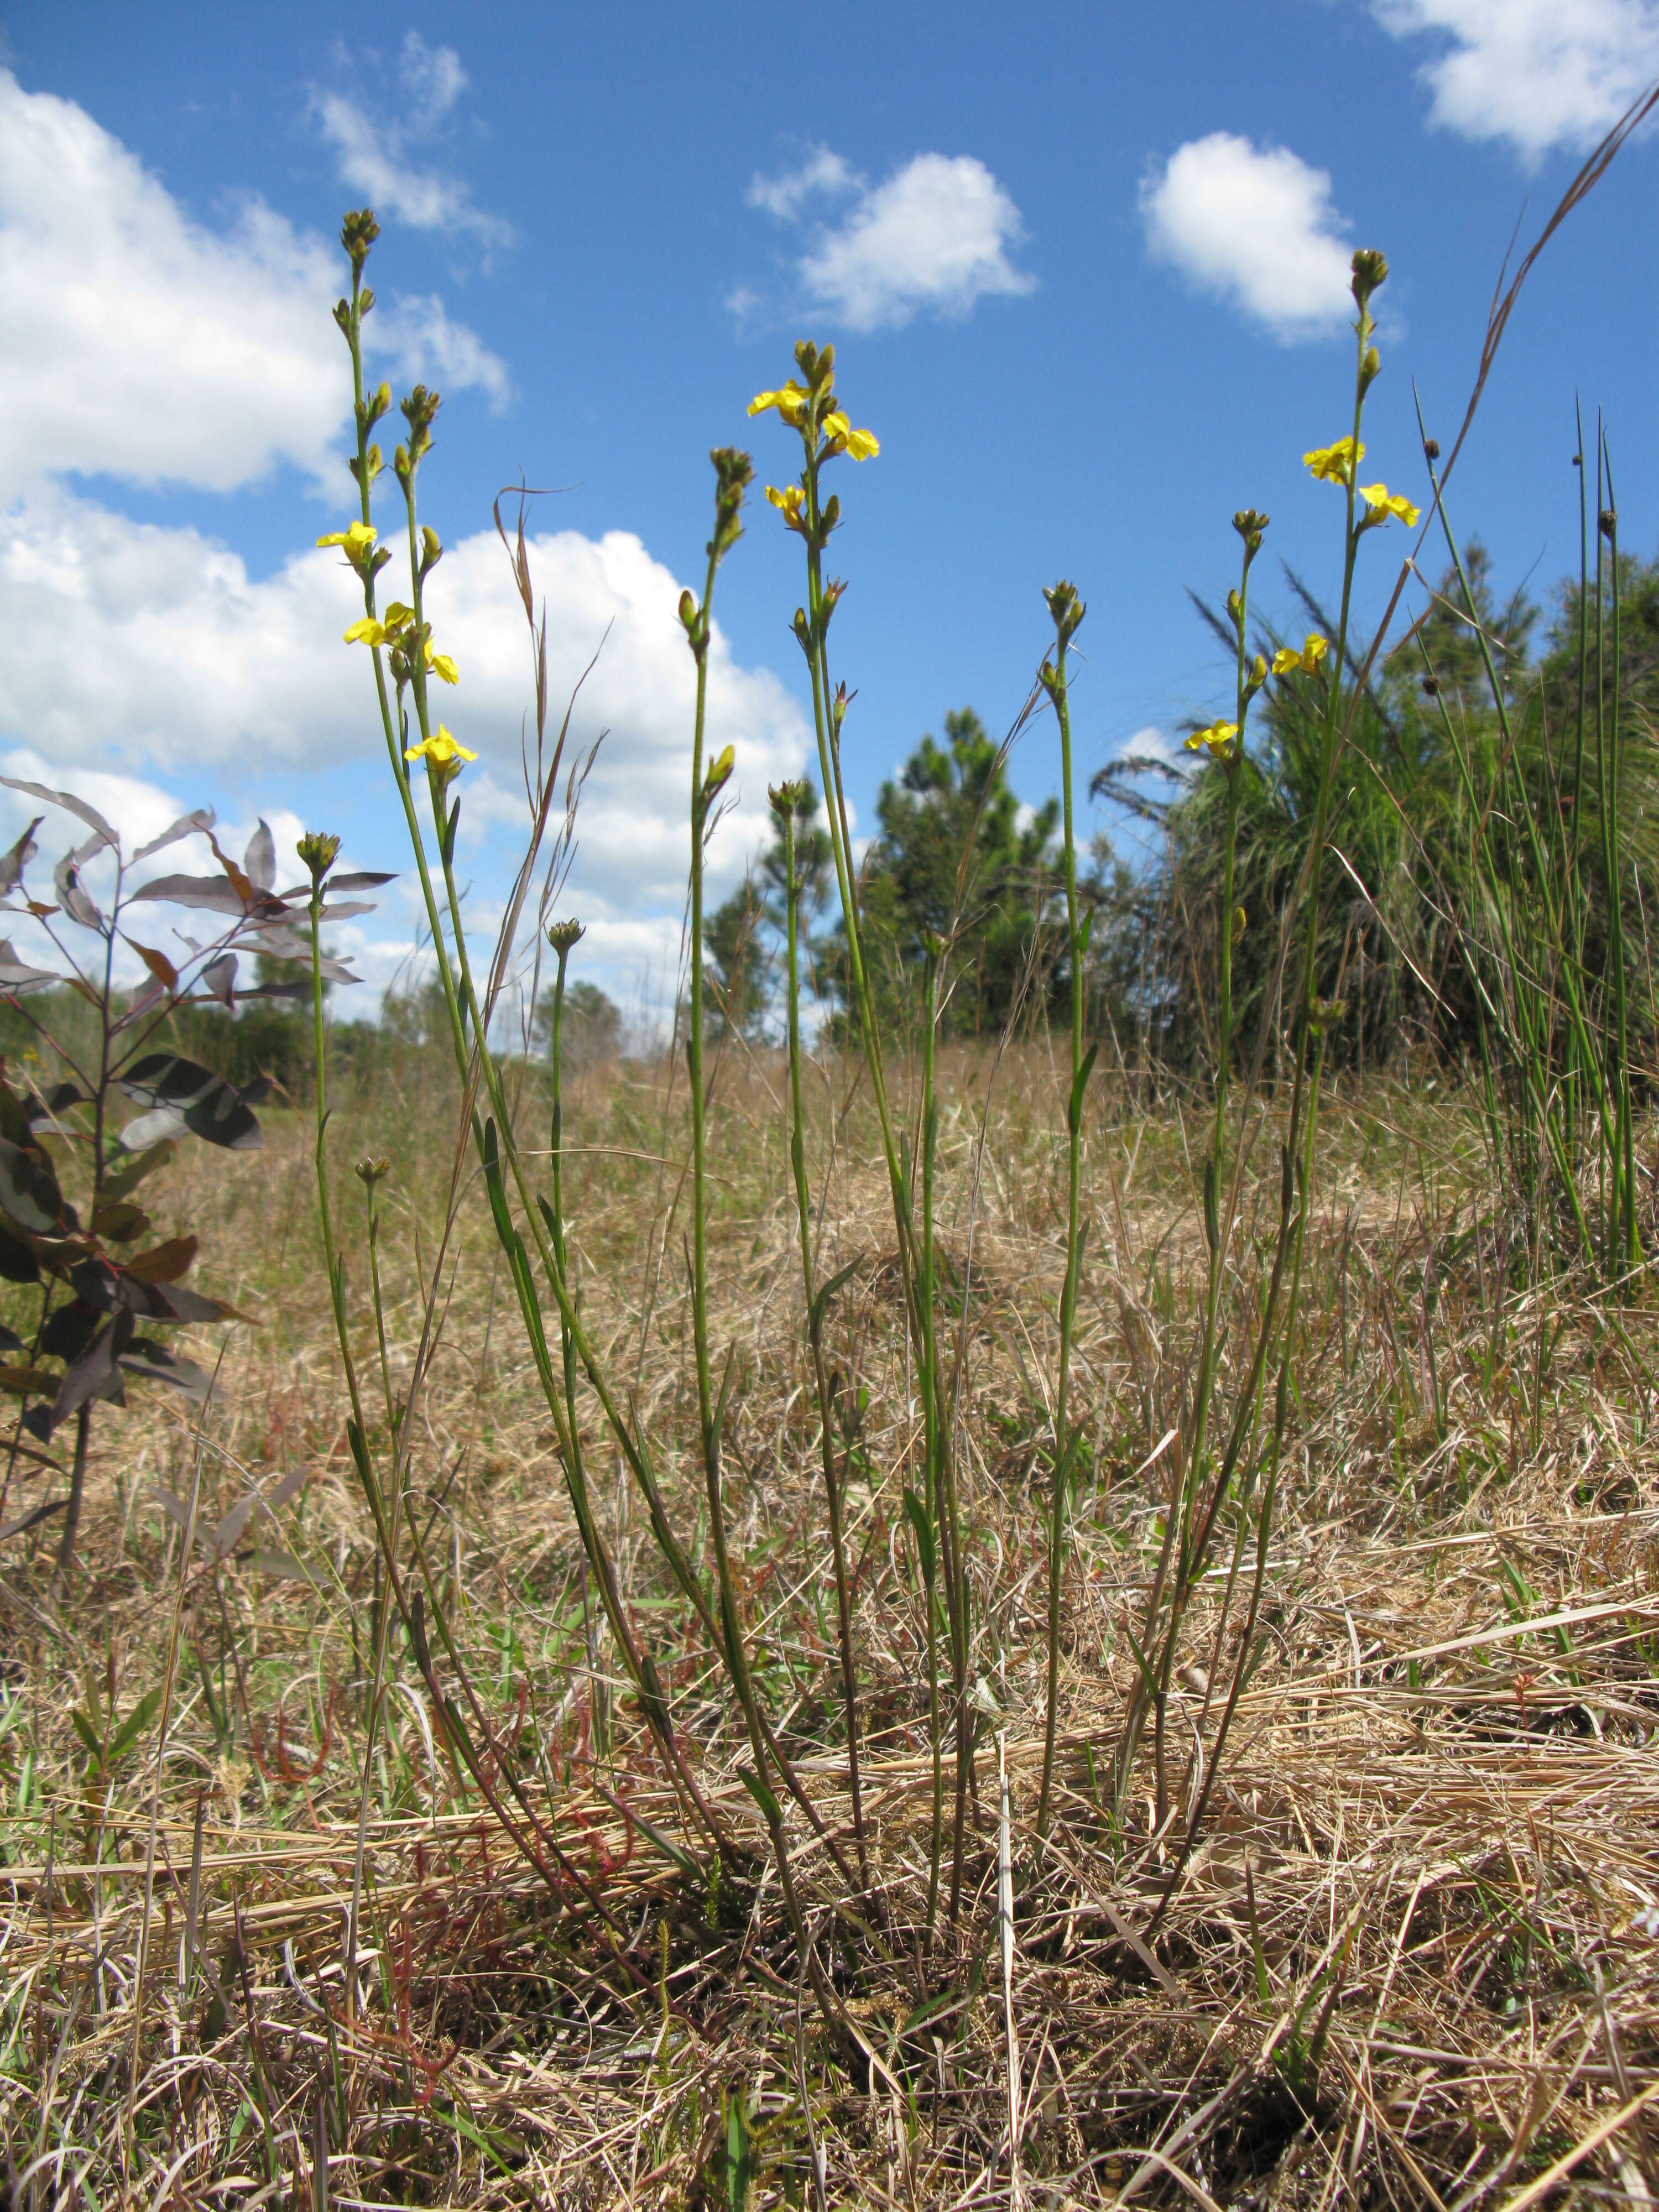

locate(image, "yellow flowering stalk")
[[1358, 483, 1421, 528], [317, 520, 378, 557], [1304, 437, 1364, 487], [1272, 633, 1329, 677], [1184, 719, 1239, 757], [404, 726, 476, 768]]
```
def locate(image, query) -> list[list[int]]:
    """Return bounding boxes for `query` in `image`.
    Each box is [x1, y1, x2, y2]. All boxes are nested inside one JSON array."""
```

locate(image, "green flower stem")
[[779, 798, 869, 1885], [920, 942, 944, 1944], [1036, 587, 1088, 1837], [336, 246, 729, 1871], [789, 380, 970, 1905]]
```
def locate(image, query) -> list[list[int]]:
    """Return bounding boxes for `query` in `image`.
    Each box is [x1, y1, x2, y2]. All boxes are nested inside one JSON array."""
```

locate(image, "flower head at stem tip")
[[404, 726, 476, 769], [1185, 720, 1239, 760]]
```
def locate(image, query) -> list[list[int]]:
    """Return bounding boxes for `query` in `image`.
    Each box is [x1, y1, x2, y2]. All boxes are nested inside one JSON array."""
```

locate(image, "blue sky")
[[3, 0, 1658, 1024]]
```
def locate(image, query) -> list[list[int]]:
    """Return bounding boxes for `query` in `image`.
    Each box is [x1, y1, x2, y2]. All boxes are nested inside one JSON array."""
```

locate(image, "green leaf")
[[902, 1486, 935, 1584], [71, 1708, 102, 1762], [1067, 1044, 1099, 1137], [1120, 1615, 1158, 1699], [109, 1686, 163, 1764], [738, 1764, 781, 1826], [808, 1258, 861, 1344]]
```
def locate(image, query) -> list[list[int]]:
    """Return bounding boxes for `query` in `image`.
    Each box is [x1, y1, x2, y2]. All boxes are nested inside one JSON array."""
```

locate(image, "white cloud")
[[1115, 726, 1190, 776], [1373, 0, 1659, 161], [397, 31, 468, 129], [0, 492, 809, 944], [314, 33, 511, 248], [749, 149, 1036, 332], [375, 293, 512, 412], [0, 69, 506, 503], [748, 147, 860, 222], [1141, 133, 1355, 343]]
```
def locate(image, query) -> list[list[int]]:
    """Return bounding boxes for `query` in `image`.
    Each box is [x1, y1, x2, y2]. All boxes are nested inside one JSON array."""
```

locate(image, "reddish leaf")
[[124, 1235, 198, 1284], [123, 937, 179, 993]]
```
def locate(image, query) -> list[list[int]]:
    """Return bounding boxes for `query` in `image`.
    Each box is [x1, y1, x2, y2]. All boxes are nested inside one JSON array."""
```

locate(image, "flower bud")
[[355, 1154, 391, 1187], [1044, 578, 1086, 648], [296, 830, 341, 884], [341, 208, 380, 275], [679, 589, 698, 632], [1231, 509, 1269, 557], [1359, 346, 1381, 393], [1350, 248, 1388, 305], [1232, 904, 1246, 944], [547, 919, 585, 956], [1226, 588, 1243, 629]]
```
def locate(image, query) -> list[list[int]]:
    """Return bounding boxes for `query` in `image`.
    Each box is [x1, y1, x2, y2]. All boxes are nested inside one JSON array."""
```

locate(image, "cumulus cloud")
[[747, 148, 1036, 332], [1140, 133, 1355, 343], [314, 32, 512, 248], [1373, 0, 1659, 161], [0, 495, 809, 964], [747, 146, 860, 222], [0, 69, 506, 502]]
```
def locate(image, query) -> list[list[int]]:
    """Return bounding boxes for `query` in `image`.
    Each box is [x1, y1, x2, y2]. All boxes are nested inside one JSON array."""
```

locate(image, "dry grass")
[[2, 1040, 1657, 2209]]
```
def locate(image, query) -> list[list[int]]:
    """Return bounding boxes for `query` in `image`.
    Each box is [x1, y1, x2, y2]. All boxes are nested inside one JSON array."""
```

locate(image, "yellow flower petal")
[[748, 383, 809, 425], [429, 651, 460, 685], [404, 726, 477, 766], [844, 425, 879, 460], [317, 520, 378, 553], [766, 484, 806, 524], [1183, 720, 1239, 756], [343, 617, 385, 648], [1359, 484, 1420, 526], [1275, 634, 1329, 677], [1303, 437, 1365, 486]]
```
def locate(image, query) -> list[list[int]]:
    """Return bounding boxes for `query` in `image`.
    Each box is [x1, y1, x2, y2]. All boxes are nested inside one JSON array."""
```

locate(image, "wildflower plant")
[[311, 183, 1624, 2075]]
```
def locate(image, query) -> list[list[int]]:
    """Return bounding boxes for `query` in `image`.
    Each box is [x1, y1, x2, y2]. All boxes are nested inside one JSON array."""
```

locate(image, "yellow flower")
[[1303, 437, 1365, 487], [404, 726, 477, 767], [317, 520, 378, 556], [343, 601, 414, 651], [749, 383, 810, 426], [426, 643, 460, 685], [822, 410, 880, 460], [1183, 720, 1239, 757], [767, 484, 806, 526], [1358, 483, 1421, 528], [1272, 633, 1329, 677]]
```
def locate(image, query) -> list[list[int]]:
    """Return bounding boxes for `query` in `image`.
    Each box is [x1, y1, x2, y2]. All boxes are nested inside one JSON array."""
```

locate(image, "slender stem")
[[779, 799, 868, 1882], [1037, 594, 1088, 1834], [920, 946, 943, 1944]]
